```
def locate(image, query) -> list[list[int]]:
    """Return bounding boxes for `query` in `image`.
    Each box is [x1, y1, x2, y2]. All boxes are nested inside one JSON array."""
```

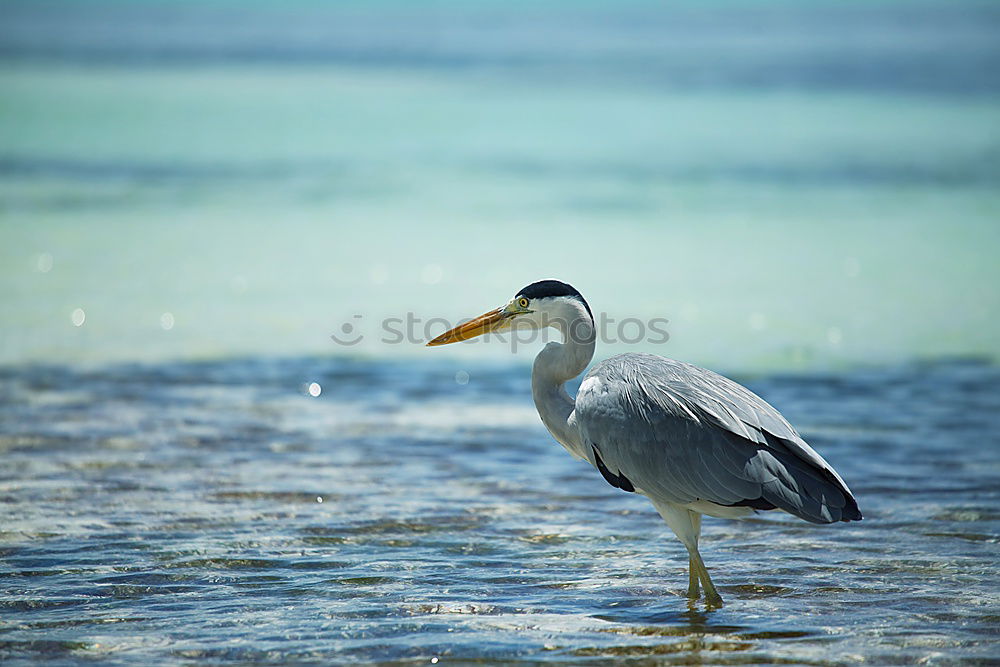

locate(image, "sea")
[[1, 1, 998, 664]]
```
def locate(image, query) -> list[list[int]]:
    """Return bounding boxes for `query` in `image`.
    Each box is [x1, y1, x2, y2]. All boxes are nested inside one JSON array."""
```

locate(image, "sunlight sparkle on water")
[[749, 312, 768, 331], [421, 264, 444, 285], [36, 252, 53, 273], [370, 263, 390, 284]]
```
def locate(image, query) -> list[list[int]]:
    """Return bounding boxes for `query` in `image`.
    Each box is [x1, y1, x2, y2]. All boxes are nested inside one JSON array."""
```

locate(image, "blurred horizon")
[[1, 0, 999, 372]]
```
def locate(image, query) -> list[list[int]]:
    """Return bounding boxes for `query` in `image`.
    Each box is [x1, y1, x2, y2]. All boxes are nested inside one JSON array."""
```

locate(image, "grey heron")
[[426, 280, 861, 607]]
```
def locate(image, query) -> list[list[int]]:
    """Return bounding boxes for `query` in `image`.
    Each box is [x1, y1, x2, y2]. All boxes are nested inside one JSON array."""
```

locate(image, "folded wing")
[[574, 353, 861, 524]]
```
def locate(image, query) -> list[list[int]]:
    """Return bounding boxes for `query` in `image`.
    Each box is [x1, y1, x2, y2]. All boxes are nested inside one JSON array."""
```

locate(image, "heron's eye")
[[517, 297, 529, 309]]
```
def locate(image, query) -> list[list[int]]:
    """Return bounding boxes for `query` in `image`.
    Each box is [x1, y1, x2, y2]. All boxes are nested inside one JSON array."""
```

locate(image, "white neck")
[[529, 299, 596, 460]]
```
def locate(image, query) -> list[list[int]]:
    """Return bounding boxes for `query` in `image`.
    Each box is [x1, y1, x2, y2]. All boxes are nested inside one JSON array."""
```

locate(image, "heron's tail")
[[758, 444, 863, 524]]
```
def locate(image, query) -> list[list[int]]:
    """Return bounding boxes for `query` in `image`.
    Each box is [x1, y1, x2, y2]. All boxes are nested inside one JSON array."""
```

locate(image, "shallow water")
[[1, 357, 997, 665]]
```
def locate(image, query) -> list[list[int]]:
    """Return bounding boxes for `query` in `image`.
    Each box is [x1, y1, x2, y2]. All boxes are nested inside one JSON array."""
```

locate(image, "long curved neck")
[[531, 303, 596, 459]]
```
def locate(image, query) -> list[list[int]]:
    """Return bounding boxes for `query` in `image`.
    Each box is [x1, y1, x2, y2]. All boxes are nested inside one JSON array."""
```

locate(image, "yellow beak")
[[426, 307, 513, 346]]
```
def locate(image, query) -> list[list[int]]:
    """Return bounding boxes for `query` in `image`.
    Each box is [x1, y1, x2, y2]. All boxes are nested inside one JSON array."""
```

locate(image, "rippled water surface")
[[1, 357, 997, 665]]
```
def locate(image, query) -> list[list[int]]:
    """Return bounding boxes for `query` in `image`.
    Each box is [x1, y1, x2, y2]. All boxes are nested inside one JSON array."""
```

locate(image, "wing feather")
[[575, 353, 861, 523]]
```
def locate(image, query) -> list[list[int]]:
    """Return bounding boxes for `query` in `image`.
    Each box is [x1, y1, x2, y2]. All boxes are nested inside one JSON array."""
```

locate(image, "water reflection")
[[586, 606, 817, 661]]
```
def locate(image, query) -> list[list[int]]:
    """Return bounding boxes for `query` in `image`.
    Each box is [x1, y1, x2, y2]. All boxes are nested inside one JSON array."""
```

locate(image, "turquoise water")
[[2, 1, 1000, 664], [1, 0, 998, 369]]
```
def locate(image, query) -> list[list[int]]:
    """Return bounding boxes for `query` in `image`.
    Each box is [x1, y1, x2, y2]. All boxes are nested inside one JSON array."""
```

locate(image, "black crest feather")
[[516, 280, 593, 320]]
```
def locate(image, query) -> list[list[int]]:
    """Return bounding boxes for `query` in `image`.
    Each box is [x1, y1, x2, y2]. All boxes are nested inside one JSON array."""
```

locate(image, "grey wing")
[[574, 353, 861, 524]]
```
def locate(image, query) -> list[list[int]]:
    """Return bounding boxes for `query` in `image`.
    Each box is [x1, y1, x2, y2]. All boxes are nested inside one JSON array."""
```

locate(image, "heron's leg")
[[688, 547, 723, 607], [687, 554, 700, 598], [650, 501, 717, 603], [685, 511, 723, 606], [685, 510, 700, 598]]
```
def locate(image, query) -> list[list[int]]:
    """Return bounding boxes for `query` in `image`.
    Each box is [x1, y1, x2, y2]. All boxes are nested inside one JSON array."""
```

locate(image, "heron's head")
[[426, 279, 593, 346]]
